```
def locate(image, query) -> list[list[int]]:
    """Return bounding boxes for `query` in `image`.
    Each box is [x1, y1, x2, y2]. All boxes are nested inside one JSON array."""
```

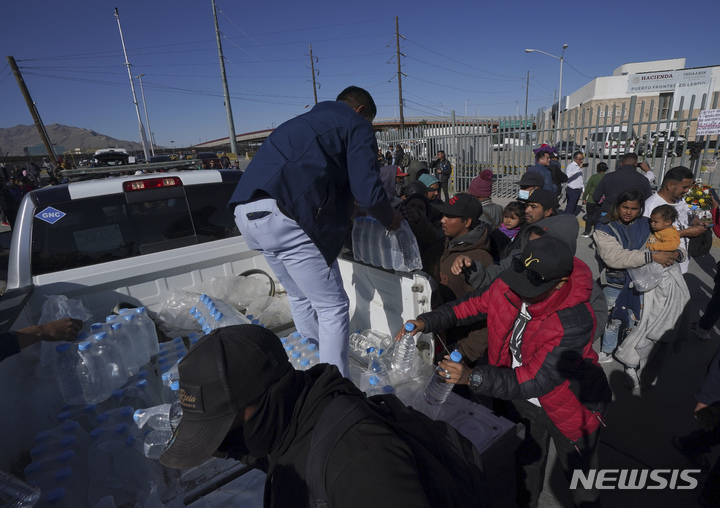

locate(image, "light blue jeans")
[[234, 199, 350, 376], [601, 285, 641, 354], [601, 286, 625, 354]]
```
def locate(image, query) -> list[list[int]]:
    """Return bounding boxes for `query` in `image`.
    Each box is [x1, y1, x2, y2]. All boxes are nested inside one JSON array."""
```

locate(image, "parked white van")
[[586, 126, 637, 158]]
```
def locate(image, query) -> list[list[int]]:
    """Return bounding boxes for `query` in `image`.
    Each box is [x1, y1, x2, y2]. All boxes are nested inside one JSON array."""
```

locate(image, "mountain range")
[[0, 124, 143, 157]]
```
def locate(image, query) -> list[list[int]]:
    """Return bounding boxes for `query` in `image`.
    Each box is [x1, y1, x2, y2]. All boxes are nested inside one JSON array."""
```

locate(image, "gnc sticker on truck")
[[35, 207, 66, 224]]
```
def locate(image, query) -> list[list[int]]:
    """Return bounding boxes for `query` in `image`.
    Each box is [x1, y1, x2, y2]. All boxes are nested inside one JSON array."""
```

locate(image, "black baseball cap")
[[500, 236, 574, 299], [525, 188, 559, 210], [516, 172, 545, 188], [159, 325, 292, 469], [433, 193, 483, 219]]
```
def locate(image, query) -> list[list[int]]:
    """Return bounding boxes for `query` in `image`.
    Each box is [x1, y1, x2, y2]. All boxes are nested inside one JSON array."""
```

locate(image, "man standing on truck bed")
[[228, 86, 402, 376]]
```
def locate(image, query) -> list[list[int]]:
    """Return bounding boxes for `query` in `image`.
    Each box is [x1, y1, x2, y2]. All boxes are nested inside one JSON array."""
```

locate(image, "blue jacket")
[[527, 163, 556, 193], [228, 101, 393, 265]]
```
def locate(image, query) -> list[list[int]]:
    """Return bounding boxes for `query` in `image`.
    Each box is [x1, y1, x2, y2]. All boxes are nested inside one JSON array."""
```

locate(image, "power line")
[[405, 55, 518, 82], [403, 36, 520, 80], [405, 74, 522, 94]]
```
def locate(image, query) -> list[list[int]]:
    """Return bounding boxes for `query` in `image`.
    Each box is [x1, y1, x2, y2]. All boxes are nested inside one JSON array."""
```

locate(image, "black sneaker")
[[671, 436, 710, 470]]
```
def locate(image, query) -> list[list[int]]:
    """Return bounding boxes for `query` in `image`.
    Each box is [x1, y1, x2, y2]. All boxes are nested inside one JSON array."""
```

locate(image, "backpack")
[[688, 228, 713, 258], [307, 393, 488, 508], [402, 152, 411, 168]]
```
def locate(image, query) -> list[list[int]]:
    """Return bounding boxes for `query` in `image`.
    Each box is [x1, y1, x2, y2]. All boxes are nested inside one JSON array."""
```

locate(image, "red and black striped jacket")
[[419, 258, 611, 442]]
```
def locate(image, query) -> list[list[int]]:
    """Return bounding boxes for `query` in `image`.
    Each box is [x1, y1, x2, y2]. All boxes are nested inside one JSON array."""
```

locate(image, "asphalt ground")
[[487, 194, 719, 507]]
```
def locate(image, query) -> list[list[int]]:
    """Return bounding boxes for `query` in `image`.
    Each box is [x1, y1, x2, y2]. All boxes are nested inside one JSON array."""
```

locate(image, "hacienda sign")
[[627, 69, 710, 94]]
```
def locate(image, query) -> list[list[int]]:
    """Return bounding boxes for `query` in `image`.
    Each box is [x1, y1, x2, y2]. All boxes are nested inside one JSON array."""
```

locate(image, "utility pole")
[[135, 73, 155, 156], [395, 16, 405, 130], [114, 8, 149, 161], [212, 0, 238, 156], [525, 71, 530, 118], [309, 43, 318, 105], [7, 56, 56, 160]]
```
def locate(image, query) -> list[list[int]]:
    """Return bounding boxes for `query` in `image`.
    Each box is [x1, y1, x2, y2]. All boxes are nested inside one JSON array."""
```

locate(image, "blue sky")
[[1, 0, 717, 149]]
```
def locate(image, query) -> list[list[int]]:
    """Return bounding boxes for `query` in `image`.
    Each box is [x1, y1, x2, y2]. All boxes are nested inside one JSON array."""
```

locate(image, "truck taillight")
[[123, 177, 182, 192]]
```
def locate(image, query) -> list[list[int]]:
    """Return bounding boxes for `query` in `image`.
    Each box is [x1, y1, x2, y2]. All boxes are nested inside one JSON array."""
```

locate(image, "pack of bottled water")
[[280, 332, 320, 371], [189, 294, 252, 335], [53, 309, 160, 406], [352, 217, 421, 271]]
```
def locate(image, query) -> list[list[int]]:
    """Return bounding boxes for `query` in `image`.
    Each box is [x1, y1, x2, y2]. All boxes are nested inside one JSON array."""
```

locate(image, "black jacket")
[[592, 164, 652, 214], [548, 160, 568, 197], [221, 365, 430, 508]]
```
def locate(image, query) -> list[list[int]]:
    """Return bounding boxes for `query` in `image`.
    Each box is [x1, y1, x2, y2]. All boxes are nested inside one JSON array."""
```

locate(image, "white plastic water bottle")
[[89, 322, 105, 334], [388, 220, 422, 271], [133, 307, 159, 356], [348, 330, 370, 353], [29, 434, 78, 461], [91, 332, 129, 391], [143, 430, 174, 460], [57, 404, 98, 428], [365, 348, 390, 385], [122, 314, 151, 367], [379, 226, 394, 270], [369, 217, 382, 267], [363, 329, 393, 352], [159, 371, 178, 404], [95, 406, 134, 427], [423, 350, 463, 405], [391, 323, 416, 374], [0, 470, 40, 508], [305, 343, 318, 359], [76, 341, 112, 404], [366, 375, 384, 396], [53, 343, 84, 406], [134, 401, 182, 432], [127, 379, 162, 408], [108, 322, 140, 376]]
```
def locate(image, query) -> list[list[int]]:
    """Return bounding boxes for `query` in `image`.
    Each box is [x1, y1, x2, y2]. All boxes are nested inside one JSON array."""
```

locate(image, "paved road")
[[486, 197, 718, 507]]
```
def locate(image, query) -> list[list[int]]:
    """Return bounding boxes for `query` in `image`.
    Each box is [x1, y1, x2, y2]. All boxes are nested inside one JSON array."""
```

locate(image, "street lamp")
[[134, 73, 155, 157], [170, 140, 175, 154], [526, 44, 568, 143]]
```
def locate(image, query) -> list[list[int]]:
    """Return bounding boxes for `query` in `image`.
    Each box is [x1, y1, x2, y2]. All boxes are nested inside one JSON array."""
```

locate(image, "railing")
[[376, 92, 720, 198]]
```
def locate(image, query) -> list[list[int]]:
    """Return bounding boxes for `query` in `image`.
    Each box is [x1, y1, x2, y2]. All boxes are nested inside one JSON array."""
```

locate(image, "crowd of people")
[[217, 86, 720, 506], [7, 85, 718, 506]]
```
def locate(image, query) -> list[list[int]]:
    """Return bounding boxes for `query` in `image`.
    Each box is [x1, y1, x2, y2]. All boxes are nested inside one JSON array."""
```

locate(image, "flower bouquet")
[[684, 179, 713, 220]]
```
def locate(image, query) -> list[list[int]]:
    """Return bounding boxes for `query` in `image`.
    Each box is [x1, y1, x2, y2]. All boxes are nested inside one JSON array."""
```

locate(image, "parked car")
[[586, 126, 637, 158], [148, 155, 173, 163], [640, 130, 686, 156], [196, 151, 222, 168], [553, 141, 579, 158]]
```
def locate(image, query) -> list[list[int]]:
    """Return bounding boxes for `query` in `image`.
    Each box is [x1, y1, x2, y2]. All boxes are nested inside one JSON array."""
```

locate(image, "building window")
[[659, 92, 673, 120]]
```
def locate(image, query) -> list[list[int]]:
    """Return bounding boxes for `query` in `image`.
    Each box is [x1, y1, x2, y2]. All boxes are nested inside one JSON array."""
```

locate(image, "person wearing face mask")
[[400, 236, 611, 508], [159, 325, 434, 508]]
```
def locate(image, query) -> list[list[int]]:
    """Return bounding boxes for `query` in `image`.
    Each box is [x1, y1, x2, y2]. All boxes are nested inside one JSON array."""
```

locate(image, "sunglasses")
[[511, 256, 551, 287]]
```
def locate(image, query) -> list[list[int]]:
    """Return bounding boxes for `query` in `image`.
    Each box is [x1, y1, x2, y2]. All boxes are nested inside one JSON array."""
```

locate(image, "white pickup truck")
[[2, 169, 480, 505]]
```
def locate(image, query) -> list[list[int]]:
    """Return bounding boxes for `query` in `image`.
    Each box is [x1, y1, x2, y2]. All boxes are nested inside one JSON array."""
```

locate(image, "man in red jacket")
[[405, 236, 611, 507]]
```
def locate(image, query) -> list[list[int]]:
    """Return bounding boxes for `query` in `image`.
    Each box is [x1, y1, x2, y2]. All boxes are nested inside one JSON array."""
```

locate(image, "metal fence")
[[376, 92, 720, 199]]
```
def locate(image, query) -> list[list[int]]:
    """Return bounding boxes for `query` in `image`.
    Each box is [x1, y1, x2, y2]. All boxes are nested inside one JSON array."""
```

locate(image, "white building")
[[563, 58, 719, 137]]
